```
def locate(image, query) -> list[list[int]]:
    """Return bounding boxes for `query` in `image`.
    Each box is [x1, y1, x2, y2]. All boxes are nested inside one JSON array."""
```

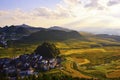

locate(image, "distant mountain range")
[[79, 27, 120, 35], [49, 26, 72, 32], [0, 24, 45, 34], [96, 34, 120, 42], [0, 24, 85, 44], [0, 24, 44, 40], [0, 24, 120, 45]]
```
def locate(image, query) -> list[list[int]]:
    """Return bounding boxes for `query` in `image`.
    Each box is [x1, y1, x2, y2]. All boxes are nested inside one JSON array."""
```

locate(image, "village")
[[0, 52, 62, 79]]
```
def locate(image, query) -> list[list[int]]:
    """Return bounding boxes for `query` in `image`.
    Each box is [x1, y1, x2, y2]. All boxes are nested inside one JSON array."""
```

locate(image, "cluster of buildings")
[[0, 53, 62, 79]]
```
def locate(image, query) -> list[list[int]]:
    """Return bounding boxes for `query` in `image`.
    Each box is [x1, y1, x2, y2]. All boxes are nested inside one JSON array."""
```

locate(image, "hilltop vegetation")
[[34, 42, 60, 59]]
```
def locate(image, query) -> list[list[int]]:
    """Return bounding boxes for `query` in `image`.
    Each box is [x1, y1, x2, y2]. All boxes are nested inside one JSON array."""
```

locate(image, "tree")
[[34, 42, 60, 59]]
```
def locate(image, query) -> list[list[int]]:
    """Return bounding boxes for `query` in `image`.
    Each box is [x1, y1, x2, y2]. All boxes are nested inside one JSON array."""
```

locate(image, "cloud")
[[0, 0, 120, 29], [63, 15, 120, 29], [0, 11, 9, 16], [63, 0, 81, 6], [107, 0, 120, 6], [84, 0, 98, 7], [0, 7, 73, 27], [32, 7, 53, 18], [31, 5, 72, 19], [82, 0, 108, 10]]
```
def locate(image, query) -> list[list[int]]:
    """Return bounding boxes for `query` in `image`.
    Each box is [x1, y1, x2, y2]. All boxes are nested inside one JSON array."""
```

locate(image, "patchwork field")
[[0, 40, 120, 80]]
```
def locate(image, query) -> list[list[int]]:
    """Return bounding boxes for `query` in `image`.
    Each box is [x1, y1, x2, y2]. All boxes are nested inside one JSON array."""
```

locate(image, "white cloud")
[[107, 0, 120, 6], [63, 0, 81, 6], [0, 11, 9, 16], [84, 0, 98, 7], [0, 0, 120, 29]]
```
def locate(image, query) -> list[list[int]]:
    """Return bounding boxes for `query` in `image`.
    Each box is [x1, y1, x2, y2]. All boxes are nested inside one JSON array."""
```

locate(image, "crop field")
[[106, 70, 120, 78], [0, 41, 120, 80]]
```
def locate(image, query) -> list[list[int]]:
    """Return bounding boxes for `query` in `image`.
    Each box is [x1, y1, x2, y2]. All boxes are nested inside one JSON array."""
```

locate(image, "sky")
[[0, 0, 120, 29]]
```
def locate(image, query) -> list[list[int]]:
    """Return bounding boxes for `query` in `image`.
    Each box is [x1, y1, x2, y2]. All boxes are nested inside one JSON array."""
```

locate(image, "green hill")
[[18, 29, 85, 43]]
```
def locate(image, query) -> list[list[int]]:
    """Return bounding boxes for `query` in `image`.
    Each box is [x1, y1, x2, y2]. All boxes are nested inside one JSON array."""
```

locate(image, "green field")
[[0, 40, 120, 80]]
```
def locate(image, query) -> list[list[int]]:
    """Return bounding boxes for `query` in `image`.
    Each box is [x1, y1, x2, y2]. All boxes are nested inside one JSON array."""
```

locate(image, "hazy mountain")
[[0, 24, 45, 34], [49, 26, 72, 32], [96, 34, 120, 42], [1, 24, 120, 45], [16, 24, 45, 33], [0, 24, 28, 34], [0, 24, 45, 40], [79, 27, 120, 35], [0, 25, 30, 40]]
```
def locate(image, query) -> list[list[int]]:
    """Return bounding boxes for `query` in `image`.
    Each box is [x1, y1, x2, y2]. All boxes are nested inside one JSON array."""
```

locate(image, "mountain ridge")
[[49, 26, 72, 32], [17, 29, 84, 43], [0, 24, 120, 45]]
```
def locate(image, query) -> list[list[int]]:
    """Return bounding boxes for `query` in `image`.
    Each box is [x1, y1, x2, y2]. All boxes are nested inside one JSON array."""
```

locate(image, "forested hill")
[[17, 29, 84, 43]]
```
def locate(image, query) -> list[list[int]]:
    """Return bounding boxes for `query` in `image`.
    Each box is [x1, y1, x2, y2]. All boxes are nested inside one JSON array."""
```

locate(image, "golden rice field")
[[61, 60, 91, 79], [0, 41, 120, 80], [106, 70, 120, 78], [60, 48, 106, 55]]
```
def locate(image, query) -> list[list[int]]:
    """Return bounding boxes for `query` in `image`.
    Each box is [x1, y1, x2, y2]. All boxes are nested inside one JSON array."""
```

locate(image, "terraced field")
[[0, 40, 120, 79], [106, 70, 120, 78], [61, 60, 91, 79], [60, 48, 106, 55]]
